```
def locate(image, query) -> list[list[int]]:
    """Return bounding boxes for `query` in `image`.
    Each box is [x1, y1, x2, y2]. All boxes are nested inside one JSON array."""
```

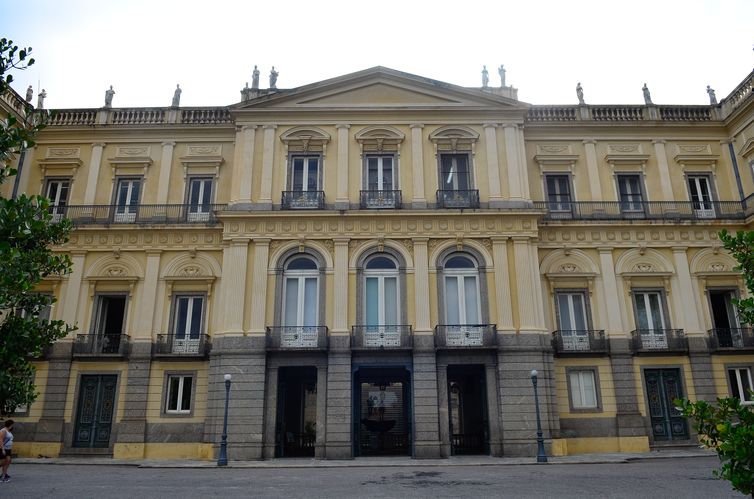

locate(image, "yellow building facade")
[[3, 67, 754, 460]]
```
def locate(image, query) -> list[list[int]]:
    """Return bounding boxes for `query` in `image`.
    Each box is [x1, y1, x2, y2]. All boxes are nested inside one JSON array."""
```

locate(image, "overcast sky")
[[2, 0, 753, 109]]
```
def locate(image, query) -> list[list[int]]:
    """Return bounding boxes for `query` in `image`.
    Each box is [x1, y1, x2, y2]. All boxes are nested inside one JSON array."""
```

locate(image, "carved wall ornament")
[[559, 263, 580, 273], [632, 263, 653, 272], [677, 144, 711, 154], [186, 145, 222, 156], [536, 144, 571, 154], [104, 265, 127, 277], [709, 262, 727, 272], [47, 147, 81, 158], [608, 144, 640, 153], [400, 239, 414, 256], [178, 265, 203, 277], [116, 146, 149, 156]]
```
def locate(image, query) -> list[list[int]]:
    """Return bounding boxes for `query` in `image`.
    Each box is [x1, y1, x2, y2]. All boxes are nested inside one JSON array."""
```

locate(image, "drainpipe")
[[10, 148, 27, 199]]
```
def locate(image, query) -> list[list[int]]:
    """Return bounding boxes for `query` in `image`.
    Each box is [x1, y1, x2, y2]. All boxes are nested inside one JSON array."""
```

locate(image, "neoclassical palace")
[[3, 67, 754, 460]]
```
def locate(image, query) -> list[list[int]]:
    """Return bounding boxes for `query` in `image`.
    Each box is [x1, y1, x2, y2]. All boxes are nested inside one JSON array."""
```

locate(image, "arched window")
[[282, 256, 319, 327], [364, 255, 400, 329], [443, 253, 481, 325]]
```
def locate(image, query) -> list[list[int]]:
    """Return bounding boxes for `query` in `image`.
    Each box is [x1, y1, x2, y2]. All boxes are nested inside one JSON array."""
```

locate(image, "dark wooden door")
[[644, 369, 689, 441], [73, 375, 117, 448]]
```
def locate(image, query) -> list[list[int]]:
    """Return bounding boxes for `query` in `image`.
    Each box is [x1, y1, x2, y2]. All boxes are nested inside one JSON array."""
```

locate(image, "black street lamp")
[[217, 373, 232, 466], [530, 369, 548, 463]]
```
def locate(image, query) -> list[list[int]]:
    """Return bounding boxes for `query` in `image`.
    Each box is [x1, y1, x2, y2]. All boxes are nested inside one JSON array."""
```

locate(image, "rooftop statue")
[[37, 88, 46, 109], [172, 84, 182, 107], [269, 66, 278, 89], [25, 85, 33, 102], [642, 83, 653, 105], [105, 85, 115, 108], [707, 85, 718, 105], [576, 82, 585, 105], [481, 65, 489, 88], [252, 65, 260, 90], [498, 65, 506, 87]]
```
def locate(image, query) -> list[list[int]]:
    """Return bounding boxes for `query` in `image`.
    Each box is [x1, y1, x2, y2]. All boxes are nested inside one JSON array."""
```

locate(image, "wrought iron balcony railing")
[[534, 200, 747, 221], [267, 326, 328, 350], [351, 325, 413, 349], [360, 190, 402, 209], [630, 329, 687, 353], [708, 328, 754, 351], [73, 333, 130, 357], [154, 334, 210, 356], [436, 190, 480, 209], [552, 330, 608, 355], [281, 191, 325, 210], [49, 204, 226, 225], [435, 324, 497, 349]]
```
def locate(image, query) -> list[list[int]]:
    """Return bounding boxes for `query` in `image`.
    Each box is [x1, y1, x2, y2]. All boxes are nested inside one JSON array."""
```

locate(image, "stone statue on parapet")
[[498, 65, 506, 87], [269, 66, 278, 89], [105, 85, 115, 108], [576, 82, 585, 105], [642, 83, 653, 105], [706, 85, 717, 105], [252, 65, 260, 89], [241, 82, 250, 101], [37, 89, 46, 109], [172, 84, 182, 107], [481, 65, 489, 88], [25, 85, 33, 102]]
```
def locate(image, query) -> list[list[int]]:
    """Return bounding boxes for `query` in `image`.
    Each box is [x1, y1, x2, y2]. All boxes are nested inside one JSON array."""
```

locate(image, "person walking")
[[1, 420, 14, 482]]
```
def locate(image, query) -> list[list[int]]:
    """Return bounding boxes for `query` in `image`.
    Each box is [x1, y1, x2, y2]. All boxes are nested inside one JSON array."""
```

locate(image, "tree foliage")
[[719, 229, 754, 326], [0, 38, 74, 416]]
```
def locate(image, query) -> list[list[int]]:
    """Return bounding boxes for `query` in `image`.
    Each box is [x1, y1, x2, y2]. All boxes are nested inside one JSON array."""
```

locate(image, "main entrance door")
[[276, 367, 317, 457], [354, 367, 411, 456], [447, 365, 489, 455], [73, 375, 117, 448], [644, 369, 689, 441]]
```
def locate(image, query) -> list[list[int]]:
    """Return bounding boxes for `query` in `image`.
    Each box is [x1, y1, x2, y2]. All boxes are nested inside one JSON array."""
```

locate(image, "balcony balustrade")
[[436, 190, 480, 209], [630, 329, 687, 353], [267, 326, 328, 350], [154, 334, 210, 357], [73, 333, 130, 357], [360, 190, 402, 209], [552, 330, 608, 355], [708, 328, 754, 352], [534, 200, 746, 221], [351, 325, 412, 350], [434, 324, 497, 349], [49, 204, 226, 225], [281, 191, 325, 210]]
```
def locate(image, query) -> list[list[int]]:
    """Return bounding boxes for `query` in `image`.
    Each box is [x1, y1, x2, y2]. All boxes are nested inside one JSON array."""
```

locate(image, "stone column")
[[652, 140, 675, 201], [485, 363, 503, 456], [412, 335, 442, 458], [248, 238, 270, 334], [492, 237, 514, 333], [413, 238, 431, 333], [325, 335, 352, 459], [258, 125, 277, 210], [230, 125, 257, 208], [513, 237, 543, 332], [335, 124, 350, 210], [156, 141, 175, 205], [597, 248, 624, 337], [483, 123, 504, 207], [504, 125, 523, 202], [582, 139, 603, 200], [410, 124, 426, 208], [516, 126, 531, 199], [219, 239, 250, 334], [61, 251, 87, 328], [35, 340, 74, 447], [332, 239, 349, 334], [315, 365, 328, 458], [14, 146, 35, 196], [134, 251, 161, 340], [436, 363, 450, 457], [83, 142, 105, 206], [262, 366, 278, 459]]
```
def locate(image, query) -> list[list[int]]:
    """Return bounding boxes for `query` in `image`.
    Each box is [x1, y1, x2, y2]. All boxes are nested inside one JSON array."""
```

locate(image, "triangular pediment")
[[233, 67, 525, 112]]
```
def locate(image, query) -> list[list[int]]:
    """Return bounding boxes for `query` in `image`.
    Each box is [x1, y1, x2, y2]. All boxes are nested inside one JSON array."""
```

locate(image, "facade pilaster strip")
[[335, 124, 350, 207], [504, 125, 523, 200], [492, 238, 514, 331], [413, 238, 431, 332], [597, 248, 624, 336], [219, 239, 249, 334], [483, 124, 502, 201], [582, 139, 603, 200], [410, 124, 426, 206], [332, 239, 349, 333], [156, 141, 175, 204], [652, 140, 675, 201], [83, 143, 105, 205], [135, 251, 161, 339], [259, 125, 277, 204], [249, 239, 270, 334]]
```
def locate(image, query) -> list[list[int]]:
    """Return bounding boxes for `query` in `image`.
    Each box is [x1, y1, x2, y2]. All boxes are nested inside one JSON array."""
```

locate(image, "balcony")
[[281, 191, 325, 210], [436, 190, 480, 209], [73, 333, 130, 358], [153, 334, 210, 357], [50, 204, 226, 226], [435, 325, 497, 349], [552, 330, 608, 355], [351, 325, 413, 350], [534, 201, 746, 221], [267, 326, 328, 350], [360, 190, 402, 209], [630, 329, 687, 354], [708, 328, 754, 352]]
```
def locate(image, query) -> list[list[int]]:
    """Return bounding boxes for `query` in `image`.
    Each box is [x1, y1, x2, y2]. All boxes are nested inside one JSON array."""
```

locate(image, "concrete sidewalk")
[[12, 448, 716, 468]]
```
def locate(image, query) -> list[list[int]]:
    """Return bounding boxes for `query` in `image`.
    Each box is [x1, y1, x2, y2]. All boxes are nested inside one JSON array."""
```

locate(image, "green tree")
[[0, 38, 74, 416], [677, 228, 754, 497]]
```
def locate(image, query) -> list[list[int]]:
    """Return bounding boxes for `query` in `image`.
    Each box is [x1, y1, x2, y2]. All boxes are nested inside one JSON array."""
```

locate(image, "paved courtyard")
[[0, 456, 744, 498]]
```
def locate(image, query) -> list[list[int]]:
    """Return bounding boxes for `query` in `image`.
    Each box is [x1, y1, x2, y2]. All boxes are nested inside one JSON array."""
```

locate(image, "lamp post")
[[530, 369, 548, 463], [217, 373, 232, 466]]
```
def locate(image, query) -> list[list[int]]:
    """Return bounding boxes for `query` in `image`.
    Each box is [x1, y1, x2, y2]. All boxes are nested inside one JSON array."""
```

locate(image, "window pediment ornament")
[[355, 125, 405, 154], [673, 143, 718, 171], [534, 143, 579, 173], [38, 147, 83, 178], [429, 126, 479, 155], [109, 145, 153, 177], [739, 137, 754, 158], [604, 143, 649, 169], [280, 126, 331, 155], [179, 144, 224, 178]]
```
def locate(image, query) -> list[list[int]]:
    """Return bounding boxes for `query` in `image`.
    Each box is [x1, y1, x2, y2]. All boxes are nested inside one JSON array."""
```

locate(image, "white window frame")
[[114, 177, 141, 222], [363, 256, 400, 327], [556, 292, 588, 331], [439, 153, 472, 191], [687, 174, 715, 218], [165, 375, 193, 414], [568, 369, 599, 410], [282, 258, 320, 327], [728, 367, 754, 405], [186, 177, 214, 221], [45, 178, 71, 221], [172, 295, 205, 339], [616, 174, 644, 212], [633, 291, 667, 331], [364, 155, 396, 191], [544, 174, 572, 212], [289, 155, 321, 192], [443, 257, 482, 325]]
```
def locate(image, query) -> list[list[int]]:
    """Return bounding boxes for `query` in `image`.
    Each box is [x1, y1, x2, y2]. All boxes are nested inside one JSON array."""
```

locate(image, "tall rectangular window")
[[114, 178, 141, 222], [687, 175, 714, 217], [165, 375, 193, 414], [173, 296, 204, 339], [187, 177, 213, 221], [568, 370, 598, 409], [728, 368, 753, 403], [439, 154, 471, 191], [91, 295, 127, 354], [366, 156, 394, 191], [617, 175, 644, 212], [556, 292, 588, 331], [545, 175, 572, 212], [290, 156, 320, 191], [45, 178, 70, 220], [633, 291, 667, 331]]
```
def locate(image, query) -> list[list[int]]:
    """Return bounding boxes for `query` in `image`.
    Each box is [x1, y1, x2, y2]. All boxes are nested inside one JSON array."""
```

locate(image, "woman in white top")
[[1, 419, 14, 483]]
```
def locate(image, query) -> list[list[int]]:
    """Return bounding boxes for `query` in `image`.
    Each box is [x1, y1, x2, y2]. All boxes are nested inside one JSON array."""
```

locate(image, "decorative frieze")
[[63, 228, 222, 250], [538, 226, 725, 247]]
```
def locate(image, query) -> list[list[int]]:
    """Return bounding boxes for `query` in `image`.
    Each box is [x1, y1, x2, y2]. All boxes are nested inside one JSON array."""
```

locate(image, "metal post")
[[217, 373, 232, 466], [531, 369, 548, 463]]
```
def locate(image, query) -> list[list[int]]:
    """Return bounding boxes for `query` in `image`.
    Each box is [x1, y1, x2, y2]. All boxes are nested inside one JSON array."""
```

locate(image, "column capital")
[[490, 236, 509, 243], [242, 124, 258, 131], [719, 139, 733, 145], [582, 139, 597, 145], [511, 236, 531, 243], [145, 249, 163, 256], [409, 123, 424, 129], [161, 141, 176, 147], [263, 124, 278, 130], [230, 237, 251, 246], [671, 246, 689, 253], [252, 237, 271, 245], [69, 249, 88, 257], [412, 237, 429, 244], [597, 246, 614, 254], [92, 142, 106, 148], [333, 238, 350, 246], [482, 122, 499, 129], [335, 123, 351, 130], [651, 139, 667, 145]]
